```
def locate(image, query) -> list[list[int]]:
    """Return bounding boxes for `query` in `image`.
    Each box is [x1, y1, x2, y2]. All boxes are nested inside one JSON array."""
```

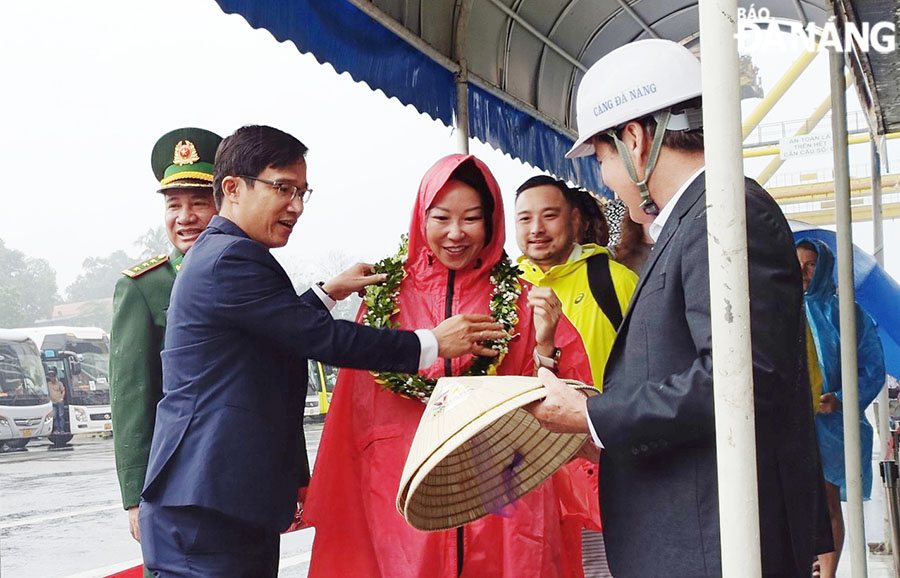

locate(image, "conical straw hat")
[[397, 375, 597, 531]]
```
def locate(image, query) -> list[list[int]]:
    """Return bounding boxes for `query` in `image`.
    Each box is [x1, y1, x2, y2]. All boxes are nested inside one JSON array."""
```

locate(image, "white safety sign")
[[780, 133, 833, 160]]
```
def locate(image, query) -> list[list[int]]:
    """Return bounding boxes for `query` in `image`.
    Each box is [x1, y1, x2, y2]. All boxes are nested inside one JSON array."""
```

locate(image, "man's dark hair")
[[449, 158, 495, 246], [591, 99, 705, 153], [515, 175, 578, 204], [515, 175, 609, 245], [213, 125, 308, 208], [796, 239, 818, 253]]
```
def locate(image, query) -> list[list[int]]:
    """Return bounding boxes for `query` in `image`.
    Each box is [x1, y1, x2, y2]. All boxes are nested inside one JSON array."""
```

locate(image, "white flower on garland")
[[363, 235, 522, 402]]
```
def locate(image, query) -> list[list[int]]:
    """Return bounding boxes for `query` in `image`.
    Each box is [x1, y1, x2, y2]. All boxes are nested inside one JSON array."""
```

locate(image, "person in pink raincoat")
[[303, 154, 598, 578]]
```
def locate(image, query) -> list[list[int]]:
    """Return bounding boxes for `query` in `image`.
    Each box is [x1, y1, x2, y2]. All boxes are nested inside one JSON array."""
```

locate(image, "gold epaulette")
[[122, 254, 169, 278]]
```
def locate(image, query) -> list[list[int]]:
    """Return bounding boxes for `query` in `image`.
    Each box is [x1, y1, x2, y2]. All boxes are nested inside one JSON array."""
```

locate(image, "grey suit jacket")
[[588, 174, 828, 577]]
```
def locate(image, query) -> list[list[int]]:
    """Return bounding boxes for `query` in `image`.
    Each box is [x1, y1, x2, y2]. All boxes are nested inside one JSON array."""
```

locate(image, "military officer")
[[109, 128, 221, 548]]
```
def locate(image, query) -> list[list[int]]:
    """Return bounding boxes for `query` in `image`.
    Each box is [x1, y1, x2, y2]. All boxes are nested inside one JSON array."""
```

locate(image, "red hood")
[[406, 154, 506, 288], [304, 157, 597, 577]]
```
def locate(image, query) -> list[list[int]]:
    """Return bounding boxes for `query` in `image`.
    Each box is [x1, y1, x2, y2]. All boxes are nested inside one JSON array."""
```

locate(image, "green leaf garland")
[[363, 235, 522, 402]]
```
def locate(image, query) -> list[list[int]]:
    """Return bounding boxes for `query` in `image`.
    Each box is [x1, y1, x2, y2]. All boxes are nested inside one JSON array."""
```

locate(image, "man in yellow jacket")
[[515, 175, 637, 577], [515, 176, 637, 390]]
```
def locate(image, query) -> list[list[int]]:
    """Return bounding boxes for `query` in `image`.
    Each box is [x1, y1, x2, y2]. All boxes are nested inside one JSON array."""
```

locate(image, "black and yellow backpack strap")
[[121, 254, 169, 279], [586, 253, 623, 330]]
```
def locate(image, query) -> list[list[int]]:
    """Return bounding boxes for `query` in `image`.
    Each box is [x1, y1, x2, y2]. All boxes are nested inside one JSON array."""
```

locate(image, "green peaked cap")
[[150, 127, 222, 192]]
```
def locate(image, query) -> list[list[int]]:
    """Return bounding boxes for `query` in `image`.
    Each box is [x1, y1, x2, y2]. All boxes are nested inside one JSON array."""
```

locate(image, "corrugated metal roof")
[[213, 0, 899, 188], [348, 1, 832, 134], [845, 0, 900, 133]]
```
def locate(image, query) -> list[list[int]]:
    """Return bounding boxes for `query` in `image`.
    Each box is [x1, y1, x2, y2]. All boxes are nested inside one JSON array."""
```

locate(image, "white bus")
[[16, 326, 111, 445], [0, 329, 53, 449]]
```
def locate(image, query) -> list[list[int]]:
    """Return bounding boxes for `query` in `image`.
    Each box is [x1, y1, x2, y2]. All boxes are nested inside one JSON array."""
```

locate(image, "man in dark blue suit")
[[527, 40, 830, 577], [139, 125, 505, 577]]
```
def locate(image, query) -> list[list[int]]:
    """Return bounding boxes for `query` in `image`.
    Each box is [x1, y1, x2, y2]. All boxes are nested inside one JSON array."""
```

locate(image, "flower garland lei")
[[363, 235, 522, 402]]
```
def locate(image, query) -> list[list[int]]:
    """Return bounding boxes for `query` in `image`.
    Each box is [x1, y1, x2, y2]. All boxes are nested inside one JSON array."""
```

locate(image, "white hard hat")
[[566, 39, 703, 159]]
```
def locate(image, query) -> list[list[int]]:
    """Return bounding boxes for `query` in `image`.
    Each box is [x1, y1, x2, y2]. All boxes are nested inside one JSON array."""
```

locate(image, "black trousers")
[[139, 501, 279, 578]]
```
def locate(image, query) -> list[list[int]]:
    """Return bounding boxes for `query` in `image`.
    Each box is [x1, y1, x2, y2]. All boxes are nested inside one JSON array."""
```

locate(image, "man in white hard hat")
[[527, 39, 830, 577]]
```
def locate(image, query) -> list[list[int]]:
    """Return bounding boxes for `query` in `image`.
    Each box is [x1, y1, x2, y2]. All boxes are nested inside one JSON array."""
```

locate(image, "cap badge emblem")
[[173, 140, 200, 166]]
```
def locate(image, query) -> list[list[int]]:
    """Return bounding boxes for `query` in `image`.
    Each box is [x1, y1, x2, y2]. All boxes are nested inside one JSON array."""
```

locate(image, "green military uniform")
[[110, 251, 182, 508], [109, 128, 221, 515]]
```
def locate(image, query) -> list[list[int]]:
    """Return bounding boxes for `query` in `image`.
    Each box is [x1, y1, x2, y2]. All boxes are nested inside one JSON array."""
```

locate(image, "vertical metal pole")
[[881, 461, 900, 575], [699, 2, 762, 577], [829, 26, 867, 577], [872, 141, 884, 270], [456, 72, 470, 154], [453, 0, 473, 155], [872, 138, 893, 553]]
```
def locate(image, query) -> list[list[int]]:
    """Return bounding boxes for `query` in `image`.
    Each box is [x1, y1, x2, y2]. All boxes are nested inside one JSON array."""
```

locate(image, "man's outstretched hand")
[[322, 263, 386, 301], [433, 314, 506, 359], [525, 368, 591, 434]]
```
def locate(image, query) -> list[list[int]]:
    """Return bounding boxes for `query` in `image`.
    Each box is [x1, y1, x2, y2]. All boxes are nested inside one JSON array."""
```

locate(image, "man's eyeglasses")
[[239, 175, 313, 203]]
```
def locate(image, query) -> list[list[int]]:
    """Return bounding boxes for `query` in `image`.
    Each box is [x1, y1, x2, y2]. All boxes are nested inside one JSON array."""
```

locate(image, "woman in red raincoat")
[[304, 154, 596, 577]]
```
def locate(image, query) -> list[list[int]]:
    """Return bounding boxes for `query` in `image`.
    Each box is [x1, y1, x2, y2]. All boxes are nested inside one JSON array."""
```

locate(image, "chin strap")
[[607, 109, 671, 216]]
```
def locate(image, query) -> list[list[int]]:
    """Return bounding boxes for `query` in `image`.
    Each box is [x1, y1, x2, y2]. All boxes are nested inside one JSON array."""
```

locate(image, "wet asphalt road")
[[0, 422, 323, 578], [1, 417, 896, 577]]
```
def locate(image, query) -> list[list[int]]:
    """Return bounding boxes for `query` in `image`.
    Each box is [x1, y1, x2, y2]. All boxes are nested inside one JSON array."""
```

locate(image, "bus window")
[[305, 360, 322, 416], [68, 341, 110, 406], [0, 342, 49, 405], [24, 329, 110, 407], [323, 364, 338, 391]]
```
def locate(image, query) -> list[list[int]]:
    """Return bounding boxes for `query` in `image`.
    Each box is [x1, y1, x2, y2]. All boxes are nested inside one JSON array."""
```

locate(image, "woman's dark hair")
[[213, 125, 308, 208], [448, 159, 495, 246], [571, 192, 609, 246], [613, 213, 646, 267]]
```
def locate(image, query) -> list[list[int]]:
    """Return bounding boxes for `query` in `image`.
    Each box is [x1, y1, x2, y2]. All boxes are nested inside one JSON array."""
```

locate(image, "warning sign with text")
[[780, 133, 833, 160]]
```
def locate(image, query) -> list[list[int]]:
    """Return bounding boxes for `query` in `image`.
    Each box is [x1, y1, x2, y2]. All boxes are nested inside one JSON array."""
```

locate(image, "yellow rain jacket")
[[518, 244, 638, 390]]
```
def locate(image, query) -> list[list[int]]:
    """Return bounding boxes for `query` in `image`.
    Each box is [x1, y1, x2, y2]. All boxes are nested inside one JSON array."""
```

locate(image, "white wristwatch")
[[533, 347, 561, 370]]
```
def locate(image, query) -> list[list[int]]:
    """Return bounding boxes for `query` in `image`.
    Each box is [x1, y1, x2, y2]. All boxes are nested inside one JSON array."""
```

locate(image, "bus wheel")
[[5, 439, 29, 449], [50, 434, 73, 446]]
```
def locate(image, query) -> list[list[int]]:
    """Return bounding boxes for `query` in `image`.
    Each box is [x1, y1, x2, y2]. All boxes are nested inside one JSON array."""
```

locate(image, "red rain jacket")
[[304, 154, 597, 578]]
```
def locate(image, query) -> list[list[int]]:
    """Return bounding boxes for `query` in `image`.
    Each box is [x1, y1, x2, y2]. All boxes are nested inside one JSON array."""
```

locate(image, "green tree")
[[63, 299, 114, 332], [284, 251, 363, 322], [134, 226, 171, 260], [0, 284, 25, 327], [66, 227, 173, 304], [65, 250, 134, 302], [61, 228, 172, 330], [0, 238, 58, 326]]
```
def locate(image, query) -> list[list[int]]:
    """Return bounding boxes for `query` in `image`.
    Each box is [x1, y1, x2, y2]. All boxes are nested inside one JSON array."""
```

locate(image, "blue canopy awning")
[[212, 0, 608, 195], [211, 0, 899, 198]]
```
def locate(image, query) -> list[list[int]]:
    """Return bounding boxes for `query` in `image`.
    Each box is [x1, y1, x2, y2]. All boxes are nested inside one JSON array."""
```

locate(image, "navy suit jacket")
[[143, 216, 420, 532], [588, 176, 829, 577]]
